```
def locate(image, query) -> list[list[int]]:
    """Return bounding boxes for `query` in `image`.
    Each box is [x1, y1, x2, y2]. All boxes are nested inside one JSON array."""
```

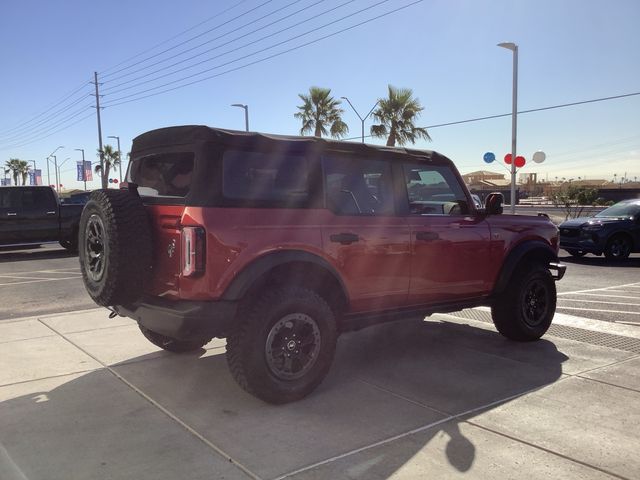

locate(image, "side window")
[[403, 164, 469, 215], [222, 150, 309, 205], [323, 156, 394, 215], [21, 189, 55, 210], [130, 152, 195, 197]]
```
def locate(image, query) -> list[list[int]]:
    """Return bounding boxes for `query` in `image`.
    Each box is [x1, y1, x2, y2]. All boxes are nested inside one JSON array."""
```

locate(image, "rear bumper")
[[116, 296, 238, 341]]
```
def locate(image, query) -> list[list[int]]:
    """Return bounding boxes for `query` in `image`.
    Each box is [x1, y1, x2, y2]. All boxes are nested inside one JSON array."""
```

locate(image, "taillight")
[[181, 226, 206, 277]]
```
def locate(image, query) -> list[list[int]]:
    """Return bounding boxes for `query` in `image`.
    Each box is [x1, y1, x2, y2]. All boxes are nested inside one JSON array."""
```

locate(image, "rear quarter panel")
[[177, 207, 329, 301]]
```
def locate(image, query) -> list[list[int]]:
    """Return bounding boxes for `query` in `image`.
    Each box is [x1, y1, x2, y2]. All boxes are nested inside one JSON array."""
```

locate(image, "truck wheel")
[[491, 264, 556, 341], [79, 189, 152, 307], [226, 286, 337, 404], [604, 234, 632, 260], [139, 325, 210, 353]]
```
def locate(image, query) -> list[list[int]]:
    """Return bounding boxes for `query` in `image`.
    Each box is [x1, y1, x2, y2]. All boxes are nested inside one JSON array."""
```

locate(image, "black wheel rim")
[[521, 279, 550, 328], [85, 214, 106, 282], [265, 313, 321, 380], [609, 238, 630, 258]]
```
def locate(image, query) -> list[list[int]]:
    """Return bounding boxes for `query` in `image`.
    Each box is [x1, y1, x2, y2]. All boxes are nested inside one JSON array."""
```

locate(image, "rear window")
[[222, 150, 309, 204], [130, 152, 194, 198]]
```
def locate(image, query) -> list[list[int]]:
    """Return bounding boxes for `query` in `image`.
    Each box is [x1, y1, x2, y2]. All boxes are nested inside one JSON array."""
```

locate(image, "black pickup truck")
[[0, 186, 83, 252]]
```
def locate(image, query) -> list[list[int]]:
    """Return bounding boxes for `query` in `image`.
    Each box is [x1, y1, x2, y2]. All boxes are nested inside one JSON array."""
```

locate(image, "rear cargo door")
[[129, 151, 195, 297]]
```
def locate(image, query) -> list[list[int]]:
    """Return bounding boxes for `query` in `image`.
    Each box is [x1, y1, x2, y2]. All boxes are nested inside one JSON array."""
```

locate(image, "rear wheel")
[[491, 264, 556, 341], [139, 325, 210, 353], [604, 235, 632, 260], [226, 286, 337, 404]]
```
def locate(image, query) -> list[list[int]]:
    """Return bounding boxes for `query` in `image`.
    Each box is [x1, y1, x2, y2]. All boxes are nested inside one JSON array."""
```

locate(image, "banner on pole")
[[77, 161, 93, 182]]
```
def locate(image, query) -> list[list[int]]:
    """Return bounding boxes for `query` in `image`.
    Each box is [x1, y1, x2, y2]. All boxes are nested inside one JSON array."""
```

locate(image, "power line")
[[103, 0, 384, 99], [102, 0, 330, 92], [0, 80, 91, 137], [343, 91, 640, 141], [99, 0, 248, 76], [101, 0, 275, 80], [103, 0, 415, 107], [0, 110, 95, 151], [0, 94, 91, 143]]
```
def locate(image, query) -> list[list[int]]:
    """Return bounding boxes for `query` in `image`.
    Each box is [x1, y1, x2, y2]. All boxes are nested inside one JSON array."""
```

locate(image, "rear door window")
[[222, 150, 310, 205], [130, 152, 195, 198]]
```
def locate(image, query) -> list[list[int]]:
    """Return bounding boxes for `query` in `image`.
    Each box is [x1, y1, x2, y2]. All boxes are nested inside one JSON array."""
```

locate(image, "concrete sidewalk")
[[1, 308, 638, 480]]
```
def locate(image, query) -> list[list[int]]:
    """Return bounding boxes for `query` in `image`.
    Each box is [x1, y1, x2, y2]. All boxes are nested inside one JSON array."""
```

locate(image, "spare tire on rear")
[[79, 189, 152, 307]]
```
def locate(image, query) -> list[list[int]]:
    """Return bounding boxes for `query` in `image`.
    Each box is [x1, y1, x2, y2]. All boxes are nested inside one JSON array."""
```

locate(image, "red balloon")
[[514, 156, 526, 168], [504, 153, 512, 164]]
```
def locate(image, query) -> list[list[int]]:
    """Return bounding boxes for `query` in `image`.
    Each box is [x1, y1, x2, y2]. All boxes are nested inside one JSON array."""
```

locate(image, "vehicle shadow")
[[559, 253, 640, 268], [0, 319, 567, 480], [0, 245, 76, 263]]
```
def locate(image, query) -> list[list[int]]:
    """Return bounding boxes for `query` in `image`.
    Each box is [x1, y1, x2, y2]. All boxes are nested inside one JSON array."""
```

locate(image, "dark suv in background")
[[79, 126, 565, 403], [559, 199, 640, 260]]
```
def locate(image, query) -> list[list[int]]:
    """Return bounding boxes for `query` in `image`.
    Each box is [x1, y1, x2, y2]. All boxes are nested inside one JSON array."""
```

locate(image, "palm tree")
[[294, 87, 348, 138], [370, 85, 431, 147], [4, 158, 30, 185], [95, 145, 120, 187]]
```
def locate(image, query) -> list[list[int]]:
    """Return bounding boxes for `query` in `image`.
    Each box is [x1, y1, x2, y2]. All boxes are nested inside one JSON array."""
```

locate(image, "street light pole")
[[75, 148, 86, 191], [498, 42, 518, 214], [340, 97, 379, 143], [231, 104, 249, 131], [46, 145, 64, 188], [52, 155, 59, 192], [58, 157, 70, 191], [107, 135, 122, 182]]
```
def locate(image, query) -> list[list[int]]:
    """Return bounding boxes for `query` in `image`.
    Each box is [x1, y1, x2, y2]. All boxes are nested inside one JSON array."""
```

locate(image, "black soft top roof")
[[131, 125, 451, 164]]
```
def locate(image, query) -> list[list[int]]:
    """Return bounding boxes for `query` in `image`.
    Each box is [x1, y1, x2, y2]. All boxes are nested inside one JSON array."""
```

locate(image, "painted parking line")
[[557, 306, 640, 316], [559, 298, 640, 307], [558, 282, 640, 296], [0, 276, 81, 287], [560, 292, 640, 300], [0, 268, 81, 276]]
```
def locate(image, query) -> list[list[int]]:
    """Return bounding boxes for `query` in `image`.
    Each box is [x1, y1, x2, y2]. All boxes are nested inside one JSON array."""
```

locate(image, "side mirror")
[[485, 192, 504, 215]]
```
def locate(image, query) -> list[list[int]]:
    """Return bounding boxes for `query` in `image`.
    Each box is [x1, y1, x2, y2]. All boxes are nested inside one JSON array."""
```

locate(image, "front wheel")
[[226, 286, 337, 404], [491, 264, 556, 341], [604, 235, 632, 260]]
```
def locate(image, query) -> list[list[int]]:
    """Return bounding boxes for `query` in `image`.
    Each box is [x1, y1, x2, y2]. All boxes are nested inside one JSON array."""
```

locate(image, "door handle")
[[330, 233, 360, 245], [416, 231, 439, 242], [46, 211, 56, 215], [7, 212, 17, 216]]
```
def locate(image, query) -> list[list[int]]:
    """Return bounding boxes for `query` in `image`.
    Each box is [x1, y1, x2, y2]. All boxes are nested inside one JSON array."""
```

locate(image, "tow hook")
[[548, 262, 567, 281]]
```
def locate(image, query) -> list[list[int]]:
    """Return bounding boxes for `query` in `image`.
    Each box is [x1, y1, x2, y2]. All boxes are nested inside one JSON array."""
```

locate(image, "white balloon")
[[532, 151, 546, 163]]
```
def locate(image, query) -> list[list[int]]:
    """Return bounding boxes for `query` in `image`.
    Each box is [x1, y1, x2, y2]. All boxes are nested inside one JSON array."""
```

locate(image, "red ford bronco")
[[79, 126, 565, 403]]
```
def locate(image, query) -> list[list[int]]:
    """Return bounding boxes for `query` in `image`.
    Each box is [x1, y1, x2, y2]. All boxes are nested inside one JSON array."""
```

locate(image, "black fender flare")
[[221, 250, 349, 303], [492, 240, 559, 295]]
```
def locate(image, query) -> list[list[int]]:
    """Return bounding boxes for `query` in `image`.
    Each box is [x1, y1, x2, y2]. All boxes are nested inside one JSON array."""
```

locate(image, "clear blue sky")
[[1, 0, 639, 189]]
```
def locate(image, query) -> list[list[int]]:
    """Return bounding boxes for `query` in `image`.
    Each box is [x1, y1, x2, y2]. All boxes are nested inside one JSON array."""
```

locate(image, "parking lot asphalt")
[[1, 306, 639, 479]]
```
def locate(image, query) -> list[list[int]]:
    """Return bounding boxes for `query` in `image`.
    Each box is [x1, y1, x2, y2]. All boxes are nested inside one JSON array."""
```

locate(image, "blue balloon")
[[483, 152, 496, 163]]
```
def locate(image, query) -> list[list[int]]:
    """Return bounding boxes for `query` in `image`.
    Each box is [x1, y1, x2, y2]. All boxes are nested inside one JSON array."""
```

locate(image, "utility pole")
[[92, 72, 106, 188]]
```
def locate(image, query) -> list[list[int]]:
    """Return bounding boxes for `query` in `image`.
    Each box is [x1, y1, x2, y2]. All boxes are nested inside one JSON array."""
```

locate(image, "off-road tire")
[[226, 286, 337, 404], [79, 189, 152, 307], [491, 263, 556, 341], [604, 234, 632, 260], [139, 325, 210, 353]]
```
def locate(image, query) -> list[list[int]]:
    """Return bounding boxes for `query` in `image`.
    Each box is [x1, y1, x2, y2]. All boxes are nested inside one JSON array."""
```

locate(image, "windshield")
[[595, 202, 640, 218]]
